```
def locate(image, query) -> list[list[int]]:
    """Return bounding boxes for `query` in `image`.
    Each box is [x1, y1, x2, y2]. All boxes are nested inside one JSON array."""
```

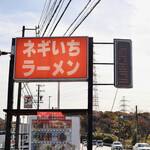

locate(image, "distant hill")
[[80, 111, 150, 145]]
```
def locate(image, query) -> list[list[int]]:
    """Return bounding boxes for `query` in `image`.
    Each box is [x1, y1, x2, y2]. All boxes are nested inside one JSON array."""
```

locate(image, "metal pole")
[[15, 83, 21, 149], [49, 96, 52, 109], [58, 82, 60, 109], [27, 114, 29, 142], [87, 37, 93, 150], [22, 26, 25, 37], [5, 39, 15, 150], [22, 116, 25, 150], [37, 85, 40, 109], [136, 105, 139, 143], [15, 25, 25, 149], [118, 116, 120, 141]]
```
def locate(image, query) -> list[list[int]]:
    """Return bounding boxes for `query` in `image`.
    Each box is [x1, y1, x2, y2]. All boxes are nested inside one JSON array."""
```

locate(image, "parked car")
[[83, 141, 87, 147], [92, 140, 97, 145], [96, 140, 103, 147], [20, 142, 29, 149], [133, 143, 150, 150], [82, 139, 87, 144], [111, 141, 123, 150]]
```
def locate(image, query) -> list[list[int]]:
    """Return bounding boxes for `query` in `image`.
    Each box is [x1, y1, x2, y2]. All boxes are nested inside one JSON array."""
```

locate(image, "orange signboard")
[[14, 37, 88, 81]]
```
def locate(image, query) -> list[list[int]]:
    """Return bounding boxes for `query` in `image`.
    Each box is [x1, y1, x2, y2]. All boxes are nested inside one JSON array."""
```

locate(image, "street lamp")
[[0, 50, 11, 56]]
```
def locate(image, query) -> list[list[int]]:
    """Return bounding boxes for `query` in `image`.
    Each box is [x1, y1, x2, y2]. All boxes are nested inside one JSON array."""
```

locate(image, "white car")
[[133, 143, 150, 150], [96, 140, 103, 147], [111, 141, 123, 150]]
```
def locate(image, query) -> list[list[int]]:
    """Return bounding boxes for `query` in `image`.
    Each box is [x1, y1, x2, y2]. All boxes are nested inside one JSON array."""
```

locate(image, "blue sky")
[[0, 0, 150, 119]]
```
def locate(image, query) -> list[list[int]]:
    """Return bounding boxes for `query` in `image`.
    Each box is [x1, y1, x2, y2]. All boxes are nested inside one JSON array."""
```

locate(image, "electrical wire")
[[21, 0, 57, 108], [42, 0, 63, 36], [111, 88, 118, 111], [25, 83, 37, 108], [64, 0, 99, 36], [39, 0, 58, 35], [63, 0, 91, 36], [47, 0, 66, 36], [39, 0, 55, 35], [22, 83, 37, 108], [39, 0, 101, 37], [38, 0, 49, 26], [31, 0, 101, 106], [49, 0, 72, 36], [68, 0, 101, 36], [39, 0, 58, 36]]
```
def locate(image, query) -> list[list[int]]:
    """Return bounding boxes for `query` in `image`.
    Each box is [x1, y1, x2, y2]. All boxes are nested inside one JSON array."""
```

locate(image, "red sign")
[[24, 95, 32, 108], [37, 112, 65, 120], [14, 37, 88, 81]]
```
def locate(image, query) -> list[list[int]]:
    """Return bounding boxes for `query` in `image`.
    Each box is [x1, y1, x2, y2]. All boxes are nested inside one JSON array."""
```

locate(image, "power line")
[[42, 0, 63, 36], [39, 0, 52, 26], [63, 0, 91, 36], [111, 88, 118, 111], [38, 0, 49, 26], [28, 0, 102, 109], [68, 0, 101, 36], [39, 0, 55, 35], [22, 83, 37, 108], [38, 0, 101, 37], [49, 0, 72, 36], [47, 0, 66, 36]]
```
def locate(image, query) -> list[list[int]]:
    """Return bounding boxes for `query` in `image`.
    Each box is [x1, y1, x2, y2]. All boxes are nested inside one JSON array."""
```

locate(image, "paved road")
[[80, 144, 111, 150]]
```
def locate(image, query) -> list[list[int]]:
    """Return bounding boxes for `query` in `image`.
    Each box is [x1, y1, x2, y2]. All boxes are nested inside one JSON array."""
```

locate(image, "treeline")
[[0, 118, 5, 131], [80, 111, 150, 146]]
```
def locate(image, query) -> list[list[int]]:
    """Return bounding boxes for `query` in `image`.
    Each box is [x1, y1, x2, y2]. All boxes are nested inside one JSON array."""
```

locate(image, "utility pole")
[[36, 84, 44, 109], [136, 105, 139, 143], [118, 116, 120, 141]]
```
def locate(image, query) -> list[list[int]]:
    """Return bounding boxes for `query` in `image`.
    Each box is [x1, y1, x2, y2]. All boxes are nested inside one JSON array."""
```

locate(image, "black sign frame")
[[114, 39, 132, 88]]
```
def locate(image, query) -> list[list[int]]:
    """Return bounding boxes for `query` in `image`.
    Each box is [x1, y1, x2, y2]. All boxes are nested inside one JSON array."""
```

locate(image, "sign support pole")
[[87, 37, 93, 150], [58, 82, 60, 109], [5, 39, 15, 150], [15, 26, 25, 149], [37, 84, 40, 109]]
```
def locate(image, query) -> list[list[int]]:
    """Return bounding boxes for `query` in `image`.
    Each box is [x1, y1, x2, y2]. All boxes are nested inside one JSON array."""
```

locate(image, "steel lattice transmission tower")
[[120, 96, 129, 113], [93, 66, 99, 111]]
